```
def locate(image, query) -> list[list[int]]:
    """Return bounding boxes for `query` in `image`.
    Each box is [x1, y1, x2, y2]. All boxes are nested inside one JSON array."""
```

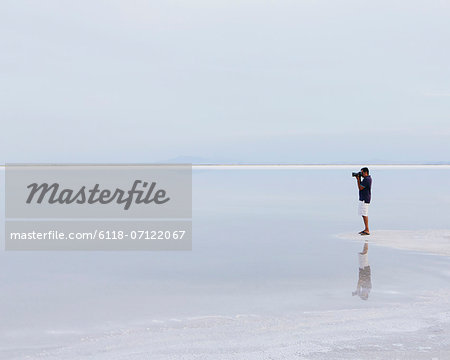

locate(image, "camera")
[[352, 171, 362, 177]]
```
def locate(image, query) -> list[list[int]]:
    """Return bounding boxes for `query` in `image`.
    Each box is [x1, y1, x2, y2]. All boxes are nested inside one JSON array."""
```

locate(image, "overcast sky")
[[1, 0, 449, 163]]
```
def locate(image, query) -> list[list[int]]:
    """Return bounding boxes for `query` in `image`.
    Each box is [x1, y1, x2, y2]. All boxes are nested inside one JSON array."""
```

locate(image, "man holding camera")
[[355, 167, 372, 235]]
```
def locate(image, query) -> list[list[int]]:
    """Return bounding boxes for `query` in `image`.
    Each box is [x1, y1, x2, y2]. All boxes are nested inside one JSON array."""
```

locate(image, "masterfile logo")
[[6, 164, 191, 219], [5, 164, 192, 250], [26, 180, 170, 210]]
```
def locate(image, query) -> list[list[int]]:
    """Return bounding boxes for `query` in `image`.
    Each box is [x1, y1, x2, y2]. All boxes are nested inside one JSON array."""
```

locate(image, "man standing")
[[356, 167, 372, 235]]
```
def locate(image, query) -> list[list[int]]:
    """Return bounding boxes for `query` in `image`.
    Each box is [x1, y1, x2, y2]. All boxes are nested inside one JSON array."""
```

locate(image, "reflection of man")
[[352, 241, 372, 300], [356, 167, 372, 235]]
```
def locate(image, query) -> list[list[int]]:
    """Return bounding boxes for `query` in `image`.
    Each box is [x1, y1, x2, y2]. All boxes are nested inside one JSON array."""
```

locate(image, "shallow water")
[[0, 166, 449, 358]]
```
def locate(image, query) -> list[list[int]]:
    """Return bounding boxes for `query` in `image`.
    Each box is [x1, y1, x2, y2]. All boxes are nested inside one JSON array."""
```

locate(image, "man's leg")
[[360, 240, 368, 254], [362, 216, 369, 233]]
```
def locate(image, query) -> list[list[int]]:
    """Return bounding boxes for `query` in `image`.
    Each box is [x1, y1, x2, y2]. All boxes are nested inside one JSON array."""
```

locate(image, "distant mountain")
[[162, 156, 235, 164], [159, 156, 450, 165]]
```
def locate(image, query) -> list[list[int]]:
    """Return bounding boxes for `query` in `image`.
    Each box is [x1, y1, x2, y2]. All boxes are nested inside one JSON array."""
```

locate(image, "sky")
[[1, 0, 449, 164]]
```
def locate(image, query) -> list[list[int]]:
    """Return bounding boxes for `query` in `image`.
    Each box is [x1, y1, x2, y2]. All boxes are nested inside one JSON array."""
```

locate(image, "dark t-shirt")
[[359, 175, 372, 203]]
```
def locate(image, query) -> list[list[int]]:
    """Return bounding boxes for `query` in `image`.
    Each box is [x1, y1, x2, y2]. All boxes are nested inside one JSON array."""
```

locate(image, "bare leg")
[[362, 216, 369, 234]]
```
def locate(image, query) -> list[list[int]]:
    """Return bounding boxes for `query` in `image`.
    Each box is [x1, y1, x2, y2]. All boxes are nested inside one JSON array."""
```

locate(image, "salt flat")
[[1, 167, 450, 359], [336, 230, 450, 256], [3, 289, 449, 360]]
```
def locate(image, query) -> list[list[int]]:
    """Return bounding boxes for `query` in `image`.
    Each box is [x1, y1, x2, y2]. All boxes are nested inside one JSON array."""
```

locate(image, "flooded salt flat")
[[0, 166, 449, 359]]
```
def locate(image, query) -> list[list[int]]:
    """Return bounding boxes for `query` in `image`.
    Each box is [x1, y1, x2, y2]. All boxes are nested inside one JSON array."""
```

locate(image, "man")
[[356, 167, 372, 235]]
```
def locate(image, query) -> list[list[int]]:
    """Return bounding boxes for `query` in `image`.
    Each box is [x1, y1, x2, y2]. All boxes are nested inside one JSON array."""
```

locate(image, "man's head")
[[360, 167, 369, 177]]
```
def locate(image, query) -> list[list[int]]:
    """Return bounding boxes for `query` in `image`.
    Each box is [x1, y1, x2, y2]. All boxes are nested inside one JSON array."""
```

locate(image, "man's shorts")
[[358, 252, 369, 269], [358, 200, 370, 217]]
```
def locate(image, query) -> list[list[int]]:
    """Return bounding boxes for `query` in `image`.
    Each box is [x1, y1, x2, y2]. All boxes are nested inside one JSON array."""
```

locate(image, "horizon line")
[[1, 163, 449, 167]]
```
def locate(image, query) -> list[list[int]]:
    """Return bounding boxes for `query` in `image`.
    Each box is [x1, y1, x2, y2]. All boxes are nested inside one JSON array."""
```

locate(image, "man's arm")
[[356, 176, 365, 191]]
